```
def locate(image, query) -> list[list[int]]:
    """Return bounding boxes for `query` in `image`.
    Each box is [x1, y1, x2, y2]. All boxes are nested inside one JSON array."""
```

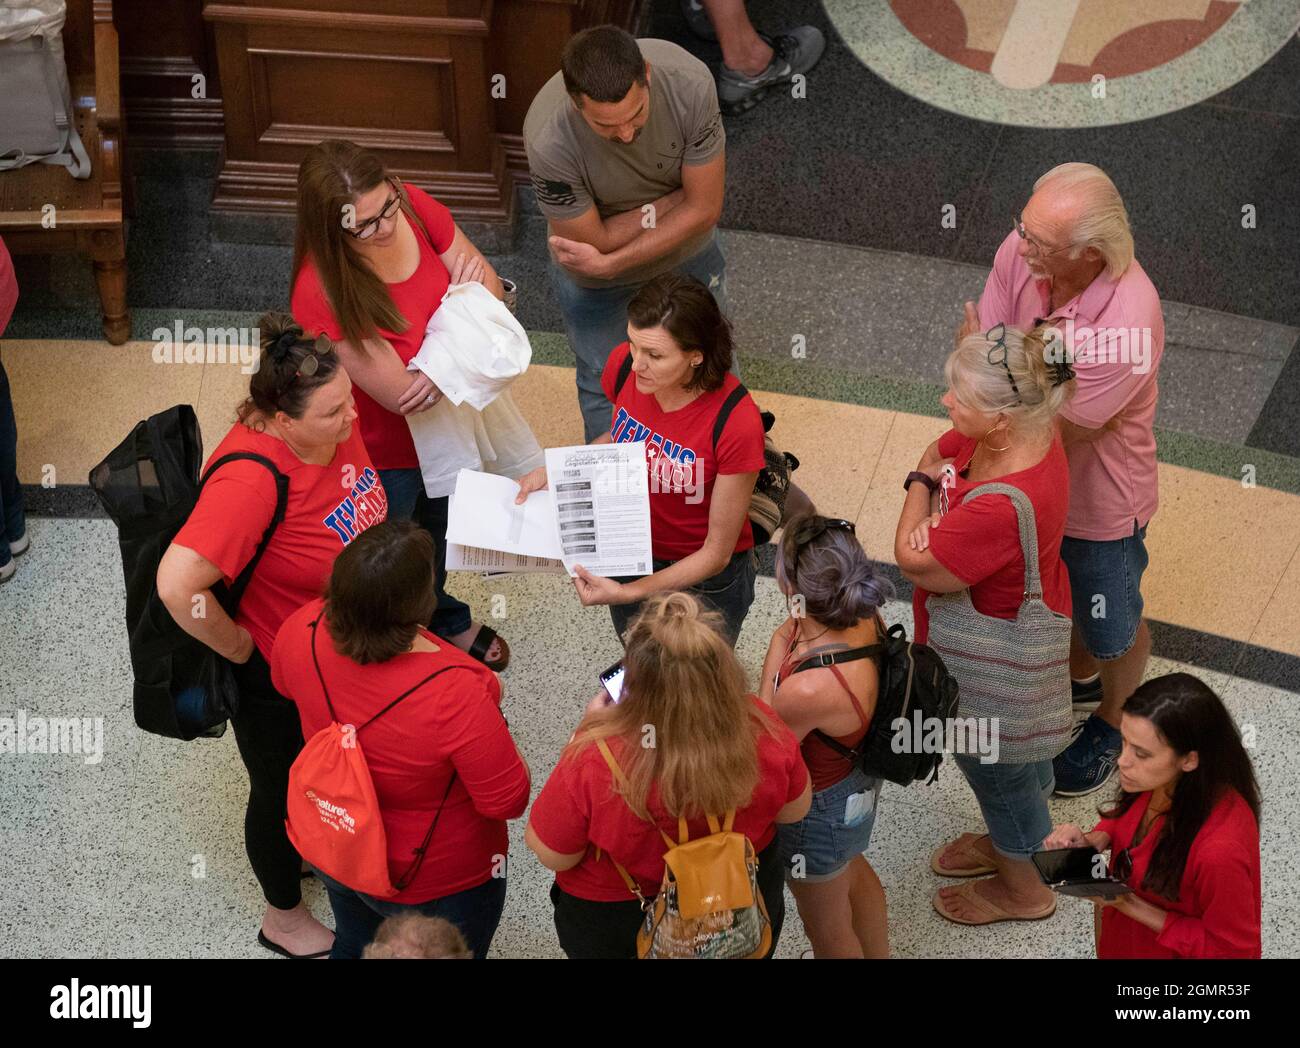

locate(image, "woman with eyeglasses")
[[759, 513, 894, 958], [290, 139, 512, 672], [514, 274, 765, 646], [157, 313, 386, 958], [1045, 673, 1261, 958], [894, 324, 1076, 927]]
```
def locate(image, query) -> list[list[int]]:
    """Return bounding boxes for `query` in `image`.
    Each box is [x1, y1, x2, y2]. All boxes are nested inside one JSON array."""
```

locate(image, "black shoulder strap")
[[712, 383, 749, 454], [614, 349, 634, 398], [789, 643, 885, 675], [200, 452, 289, 612]]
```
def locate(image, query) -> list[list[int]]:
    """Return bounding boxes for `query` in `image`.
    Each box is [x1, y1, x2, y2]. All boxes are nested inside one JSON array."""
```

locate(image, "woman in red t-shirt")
[[290, 139, 511, 670], [894, 324, 1076, 927], [525, 592, 812, 959], [158, 314, 386, 959], [1046, 673, 1262, 958], [271, 521, 531, 959], [515, 274, 765, 645], [759, 514, 894, 958]]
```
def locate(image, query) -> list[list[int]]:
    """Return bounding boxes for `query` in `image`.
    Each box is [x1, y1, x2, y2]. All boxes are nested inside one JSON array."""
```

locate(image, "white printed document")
[[444, 445, 653, 578], [544, 442, 653, 578]]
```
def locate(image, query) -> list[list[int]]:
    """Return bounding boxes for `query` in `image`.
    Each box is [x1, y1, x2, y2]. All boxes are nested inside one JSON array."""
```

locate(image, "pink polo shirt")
[[977, 230, 1163, 541], [0, 236, 17, 337]]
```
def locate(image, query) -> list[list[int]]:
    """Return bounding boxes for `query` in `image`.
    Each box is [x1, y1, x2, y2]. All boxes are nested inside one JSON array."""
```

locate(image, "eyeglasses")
[[985, 322, 1023, 405], [1013, 215, 1072, 258], [277, 333, 335, 396], [346, 178, 403, 240]]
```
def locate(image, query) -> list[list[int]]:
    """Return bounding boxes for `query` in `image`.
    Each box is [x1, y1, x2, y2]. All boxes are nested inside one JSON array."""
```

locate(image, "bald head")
[[1027, 163, 1134, 279]]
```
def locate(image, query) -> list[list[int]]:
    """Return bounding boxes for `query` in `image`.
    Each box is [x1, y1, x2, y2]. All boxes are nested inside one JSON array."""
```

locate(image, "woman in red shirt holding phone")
[[1046, 673, 1262, 958]]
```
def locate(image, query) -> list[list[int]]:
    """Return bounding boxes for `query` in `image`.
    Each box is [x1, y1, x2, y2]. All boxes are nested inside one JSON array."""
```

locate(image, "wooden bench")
[[0, 0, 129, 343]]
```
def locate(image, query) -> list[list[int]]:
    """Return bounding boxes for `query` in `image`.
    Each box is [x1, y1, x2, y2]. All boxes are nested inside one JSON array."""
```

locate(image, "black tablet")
[[1032, 847, 1135, 899]]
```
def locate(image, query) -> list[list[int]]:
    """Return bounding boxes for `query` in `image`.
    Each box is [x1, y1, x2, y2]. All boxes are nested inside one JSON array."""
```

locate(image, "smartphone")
[[1032, 847, 1134, 898], [599, 661, 626, 704]]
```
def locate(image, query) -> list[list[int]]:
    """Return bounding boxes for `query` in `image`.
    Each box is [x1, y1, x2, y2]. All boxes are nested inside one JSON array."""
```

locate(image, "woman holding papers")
[[516, 274, 764, 645], [290, 138, 512, 670]]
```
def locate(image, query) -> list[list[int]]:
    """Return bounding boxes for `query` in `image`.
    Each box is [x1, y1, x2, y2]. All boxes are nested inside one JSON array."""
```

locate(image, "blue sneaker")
[[1053, 715, 1122, 797]]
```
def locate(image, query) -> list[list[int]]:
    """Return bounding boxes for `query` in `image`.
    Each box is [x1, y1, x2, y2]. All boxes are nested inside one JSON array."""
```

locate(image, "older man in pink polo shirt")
[[0, 234, 29, 585], [960, 162, 1162, 797]]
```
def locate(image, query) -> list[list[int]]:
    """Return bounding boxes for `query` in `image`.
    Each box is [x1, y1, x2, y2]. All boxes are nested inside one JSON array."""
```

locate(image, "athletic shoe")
[[1054, 715, 1123, 797], [0, 558, 13, 584], [9, 532, 29, 557], [1072, 674, 1102, 707], [680, 0, 717, 41], [717, 27, 826, 116]]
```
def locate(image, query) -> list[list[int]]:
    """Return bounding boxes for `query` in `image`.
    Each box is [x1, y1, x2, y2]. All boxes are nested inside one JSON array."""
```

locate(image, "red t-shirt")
[[1093, 789, 1261, 959], [528, 697, 808, 902], [271, 599, 531, 904], [290, 184, 457, 470], [0, 235, 17, 336], [912, 429, 1071, 644], [600, 342, 765, 561], [172, 422, 387, 660]]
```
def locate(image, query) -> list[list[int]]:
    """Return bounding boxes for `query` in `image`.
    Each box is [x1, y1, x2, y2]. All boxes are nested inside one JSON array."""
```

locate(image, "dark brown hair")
[[323, 520, 437, 665], [561, 25, 647, 104], [626, 273, 733, 392], [1099, 673, 1260, 902], [237, 312, 341, 425], [292, 139, 428, 350]]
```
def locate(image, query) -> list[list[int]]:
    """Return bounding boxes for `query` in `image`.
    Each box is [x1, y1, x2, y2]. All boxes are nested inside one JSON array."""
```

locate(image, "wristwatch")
[[904, 470, 938, 493]]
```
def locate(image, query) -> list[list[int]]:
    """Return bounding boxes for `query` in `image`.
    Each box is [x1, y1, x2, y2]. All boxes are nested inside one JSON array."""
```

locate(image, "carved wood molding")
[[203, 3, 492, 36]]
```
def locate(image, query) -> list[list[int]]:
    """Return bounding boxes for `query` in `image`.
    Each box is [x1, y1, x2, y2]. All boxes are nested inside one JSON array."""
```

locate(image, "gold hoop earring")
[[982, 423, 1012, 452]]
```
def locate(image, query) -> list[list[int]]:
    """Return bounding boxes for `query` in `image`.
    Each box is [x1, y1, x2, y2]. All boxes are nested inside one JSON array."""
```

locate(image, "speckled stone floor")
[[1, 519, 1295, 958]]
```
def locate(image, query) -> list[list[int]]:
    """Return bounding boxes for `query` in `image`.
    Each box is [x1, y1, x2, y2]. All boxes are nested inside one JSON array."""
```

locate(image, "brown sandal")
[[933, 881, 1057, 926], [931, 833, 997, 877]]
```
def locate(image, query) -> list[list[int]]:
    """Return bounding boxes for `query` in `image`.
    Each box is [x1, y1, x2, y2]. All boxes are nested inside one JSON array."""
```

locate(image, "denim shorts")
[[954, 753, 1054, 860], [778, 766, 882, 883], [1060, 521, 1149, 661]]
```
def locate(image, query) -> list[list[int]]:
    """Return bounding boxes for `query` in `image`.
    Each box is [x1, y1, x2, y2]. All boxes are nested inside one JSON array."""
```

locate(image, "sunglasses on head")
[[984, 322, 1023, 405], [786, 516, 856, 578], [277, 333, 335, 396]]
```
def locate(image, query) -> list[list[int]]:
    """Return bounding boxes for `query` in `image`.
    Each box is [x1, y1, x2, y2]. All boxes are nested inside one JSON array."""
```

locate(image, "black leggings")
[[230, 650, 305, 911], [550, 835, 787, 959]]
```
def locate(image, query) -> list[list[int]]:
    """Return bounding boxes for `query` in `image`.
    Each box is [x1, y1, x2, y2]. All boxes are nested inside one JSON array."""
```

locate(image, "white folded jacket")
[[411, 281, 531, 410], [405, 390, 545, 499]]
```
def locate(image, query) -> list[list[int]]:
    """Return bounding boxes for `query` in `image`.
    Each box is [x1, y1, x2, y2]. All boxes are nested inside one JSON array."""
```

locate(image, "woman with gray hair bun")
[[894, 322, 1077, 928], [759, 513, 895, 957]]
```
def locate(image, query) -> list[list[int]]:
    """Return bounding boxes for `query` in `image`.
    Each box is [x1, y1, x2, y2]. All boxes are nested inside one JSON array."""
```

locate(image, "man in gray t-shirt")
[[524, 27, 728, 441]]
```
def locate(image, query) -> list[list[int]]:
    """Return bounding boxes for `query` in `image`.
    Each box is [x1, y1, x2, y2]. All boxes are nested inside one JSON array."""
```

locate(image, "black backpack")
[[89, 405, 288, 740], [612, 353, 799, 543], [791, 621, 960, 786]]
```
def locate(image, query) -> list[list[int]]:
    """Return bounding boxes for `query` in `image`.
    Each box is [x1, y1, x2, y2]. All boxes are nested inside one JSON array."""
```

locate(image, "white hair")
[[1033, 163, 1134, 279]]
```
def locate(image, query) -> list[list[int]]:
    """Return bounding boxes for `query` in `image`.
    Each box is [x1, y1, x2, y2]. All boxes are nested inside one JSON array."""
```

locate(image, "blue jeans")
[[954, 753, 1055, 860], [0, 357, 25, 568], [315, 869, 507, 960], [549, 232, 731, 442], [378, 467, 473, 638], [608, 548, 757, 648], [1060, 521, 1150, 660], [779, 765, 883, 882]]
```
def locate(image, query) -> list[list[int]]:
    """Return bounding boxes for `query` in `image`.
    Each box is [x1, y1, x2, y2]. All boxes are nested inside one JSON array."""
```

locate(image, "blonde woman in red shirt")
[[1046, 673, 1261, 958]]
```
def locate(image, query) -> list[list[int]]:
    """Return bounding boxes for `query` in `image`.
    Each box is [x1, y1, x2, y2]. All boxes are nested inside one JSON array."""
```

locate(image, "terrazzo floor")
[[1, 518, 1295, 958]]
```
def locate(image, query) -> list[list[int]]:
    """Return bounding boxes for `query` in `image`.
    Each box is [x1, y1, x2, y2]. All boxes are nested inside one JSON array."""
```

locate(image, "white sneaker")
[[9, 532, 29, 557], [0, 558, 14, 584]]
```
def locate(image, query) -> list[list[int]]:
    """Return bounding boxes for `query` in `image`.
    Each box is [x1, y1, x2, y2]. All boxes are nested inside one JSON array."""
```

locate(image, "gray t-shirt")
[[523, 38, 725, 289]]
